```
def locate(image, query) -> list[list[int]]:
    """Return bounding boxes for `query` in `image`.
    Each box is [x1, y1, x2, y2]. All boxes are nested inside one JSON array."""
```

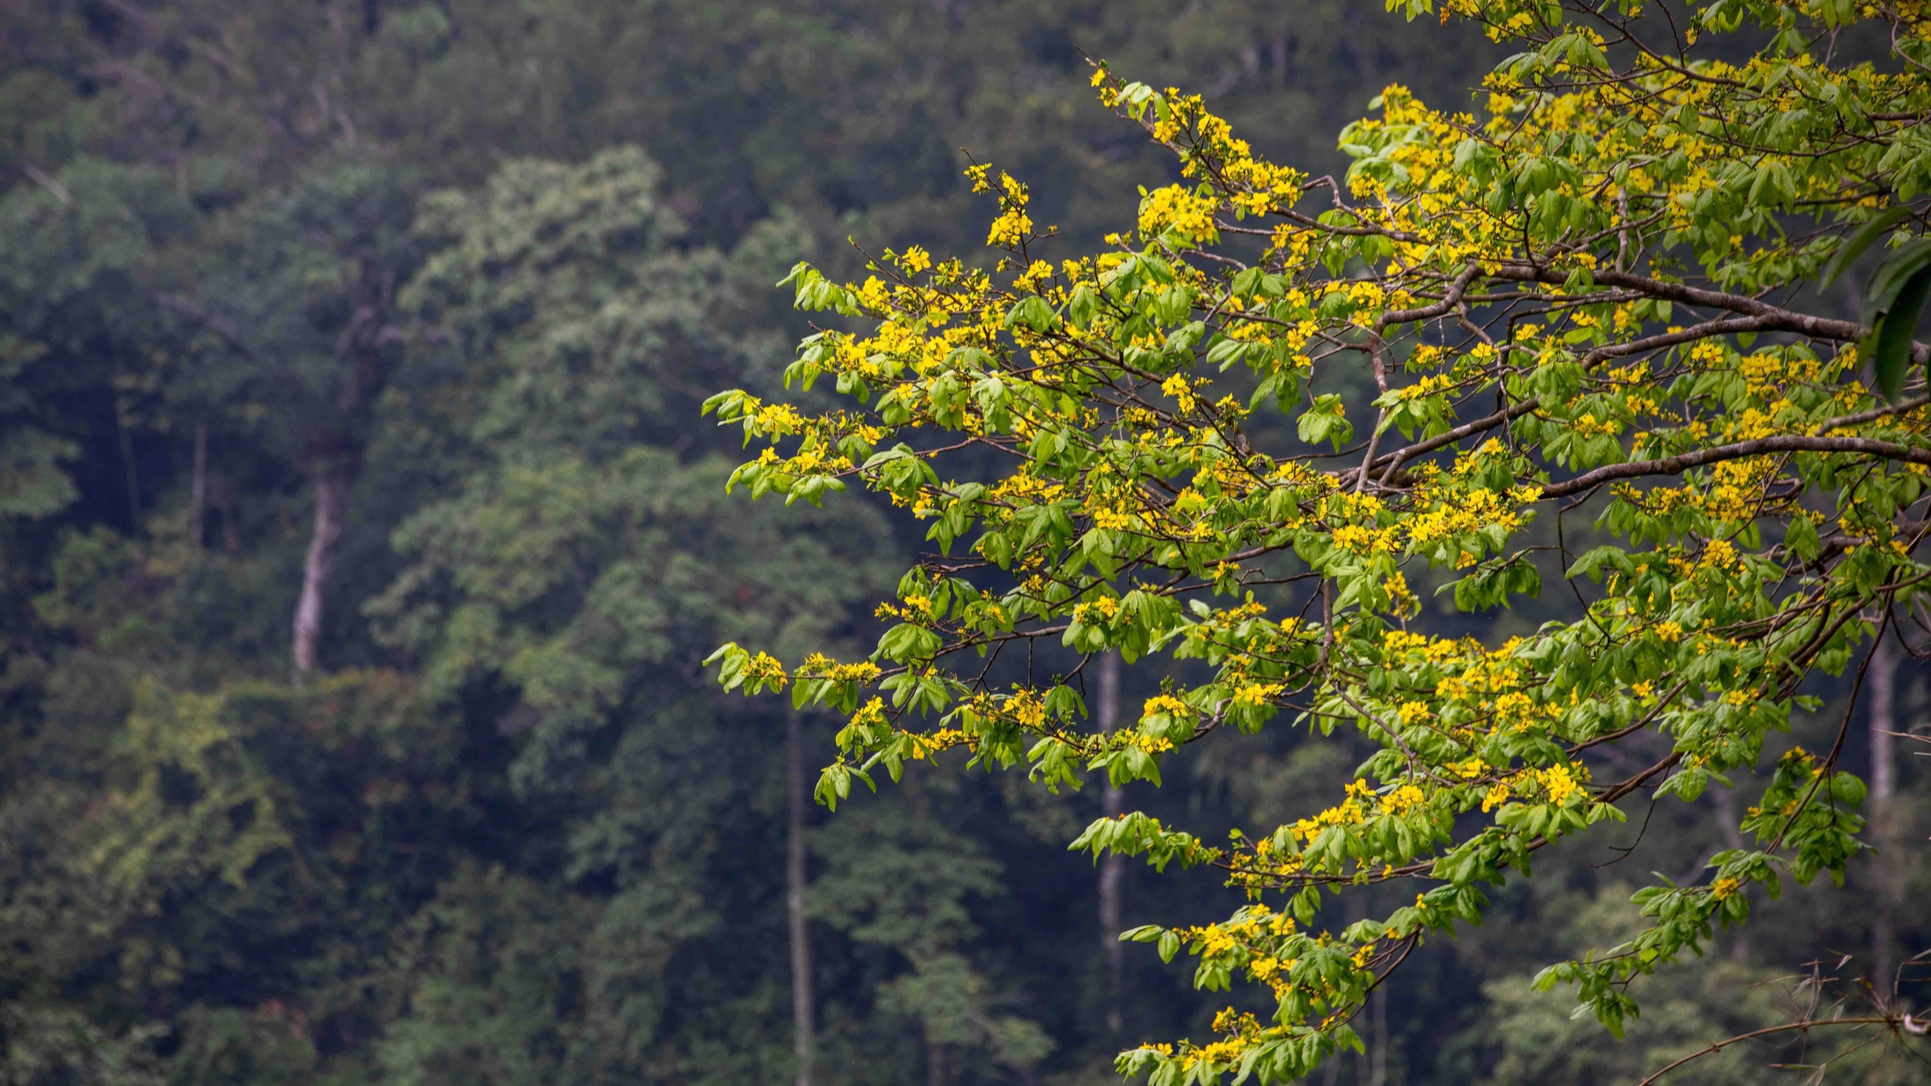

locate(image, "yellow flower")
[[1540, 763, 1586, 806], [1007, 689, 1047, 729], [1161, 373, 1199, 413], [987, 207, 1033, 248], [746, 652, 789, 691], [1141, 694, 1192, 722]]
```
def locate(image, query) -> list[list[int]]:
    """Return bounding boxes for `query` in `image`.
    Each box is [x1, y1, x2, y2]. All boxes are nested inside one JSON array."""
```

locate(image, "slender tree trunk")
[[926, 1040, 947, 1086], [1868, 632, 1901, 995], [787, 711, 815, 1086], [288, 260, 393, 681], [292, 467, 348, 679], [115, 392, 141, 530], [191, 421, 208, 548], [1097, 651, 1125, 1036]]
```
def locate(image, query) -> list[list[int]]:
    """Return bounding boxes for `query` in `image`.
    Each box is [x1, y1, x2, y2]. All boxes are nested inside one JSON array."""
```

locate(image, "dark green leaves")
[[1819, 206, 1914, 288], [1825, 212, 1931, 401], [1446, 554, 1542, 612], [1863, 238, 1931, 401]]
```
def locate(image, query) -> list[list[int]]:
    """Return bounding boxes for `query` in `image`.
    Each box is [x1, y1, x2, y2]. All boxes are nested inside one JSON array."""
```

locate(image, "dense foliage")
[[707, 0, 1931, 1082], [0, 1, 1926, 1085]]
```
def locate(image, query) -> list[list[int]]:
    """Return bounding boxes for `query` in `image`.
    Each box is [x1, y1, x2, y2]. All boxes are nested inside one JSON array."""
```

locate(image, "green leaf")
[[1004, 294, 1060, 333], [1869, 264, 1931, 402], [1863, 237, 1931, 322], [1067, 282, 1102, 329], [1747, 160, 1795, 208], [1820, 206, 1913, 288], [1783, 514, 1821, 561]]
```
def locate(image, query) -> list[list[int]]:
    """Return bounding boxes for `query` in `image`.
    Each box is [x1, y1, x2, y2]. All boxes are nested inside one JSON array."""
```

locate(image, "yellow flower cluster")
[[986, 172, 1034, 248], [1138, 184, 1220, 243], [798, 654, 883, 684], [745, 652, 788, 691]]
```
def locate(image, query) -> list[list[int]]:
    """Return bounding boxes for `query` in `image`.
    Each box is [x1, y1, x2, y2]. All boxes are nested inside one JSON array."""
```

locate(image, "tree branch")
[[1540, 435, 1931, 500]]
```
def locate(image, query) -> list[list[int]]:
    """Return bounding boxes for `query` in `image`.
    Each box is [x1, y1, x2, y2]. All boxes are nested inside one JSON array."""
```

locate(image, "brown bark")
[[1540, 434, 1931, 500], [787, 711, 815, 1086], [1868, 632, 1901, 995], [292, 467, 348, 678], [1097, 651, 1125, 1036]]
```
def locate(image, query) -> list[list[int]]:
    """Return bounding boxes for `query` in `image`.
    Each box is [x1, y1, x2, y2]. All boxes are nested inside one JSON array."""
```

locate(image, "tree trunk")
[[191, 421, 208, 547], [1097, 651, 1125, 1036], [926, 1039, 948, 1086], [288, 259, 395, 680], [787, 711, 816, 1086], [291, 467, 348, 679], [115, 392, 141, 530], [1868, 631, 1901, 995]]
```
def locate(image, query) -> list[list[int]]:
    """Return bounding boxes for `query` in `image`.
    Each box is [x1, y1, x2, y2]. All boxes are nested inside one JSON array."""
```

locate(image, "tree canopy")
[[708, 0, 1931, 1081], [3, 0, 1928, 1083]]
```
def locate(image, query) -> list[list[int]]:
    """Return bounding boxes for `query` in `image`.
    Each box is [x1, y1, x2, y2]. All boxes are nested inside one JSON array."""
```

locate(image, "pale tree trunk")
[[1868, 632, 1901, 995], [289, 263, 396, 679], [1097, 651, 1125, 1037], [291, 468, 348, 679], [787, 711, 816, 1086]]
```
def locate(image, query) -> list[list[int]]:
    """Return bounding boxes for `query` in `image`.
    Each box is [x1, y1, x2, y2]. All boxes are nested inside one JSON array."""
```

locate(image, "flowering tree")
[[705, 0, 1931, 1080]]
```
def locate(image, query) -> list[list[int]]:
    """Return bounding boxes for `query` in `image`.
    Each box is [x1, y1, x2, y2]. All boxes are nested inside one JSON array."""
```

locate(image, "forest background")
[[0, 1, 1922, 1084]]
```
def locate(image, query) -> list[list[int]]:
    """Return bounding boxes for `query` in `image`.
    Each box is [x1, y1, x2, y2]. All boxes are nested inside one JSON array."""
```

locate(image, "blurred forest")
[[0, 1, 1923, 1083]]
